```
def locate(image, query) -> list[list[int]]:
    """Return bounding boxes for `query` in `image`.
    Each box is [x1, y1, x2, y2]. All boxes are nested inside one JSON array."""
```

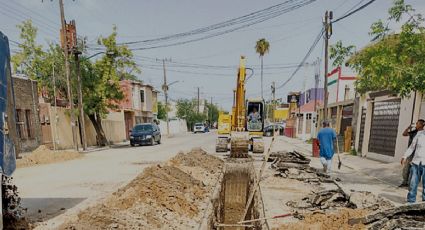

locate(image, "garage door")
[[368, 99, 401, 157]]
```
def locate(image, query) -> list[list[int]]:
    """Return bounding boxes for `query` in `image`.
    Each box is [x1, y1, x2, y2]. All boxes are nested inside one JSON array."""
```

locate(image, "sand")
[[59, 148, 224, 229], [276, 208, 368, 230], [17, 145, 81, 168]]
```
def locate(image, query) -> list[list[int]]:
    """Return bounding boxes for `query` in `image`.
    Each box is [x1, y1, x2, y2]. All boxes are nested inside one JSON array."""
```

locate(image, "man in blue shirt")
[[317, 120, 337, 173]]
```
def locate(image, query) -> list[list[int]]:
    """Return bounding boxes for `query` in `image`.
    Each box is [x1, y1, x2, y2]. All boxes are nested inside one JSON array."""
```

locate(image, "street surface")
[[12, 131, 417, 229], [13, 132, 216, 228]]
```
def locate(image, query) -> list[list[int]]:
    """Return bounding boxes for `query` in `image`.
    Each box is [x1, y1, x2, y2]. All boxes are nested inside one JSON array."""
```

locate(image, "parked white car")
[[193, 123, 206, 133]]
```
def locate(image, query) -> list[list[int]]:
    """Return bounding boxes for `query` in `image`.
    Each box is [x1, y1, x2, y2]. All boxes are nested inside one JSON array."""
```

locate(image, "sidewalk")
[[275, 136, 412, 205]]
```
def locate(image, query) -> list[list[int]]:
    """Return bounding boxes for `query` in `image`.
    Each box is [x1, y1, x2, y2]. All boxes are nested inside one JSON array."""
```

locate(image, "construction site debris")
[[349, 202, 425, 229], [60, 148, 224, 229], [17, 145, 81, 168], [268, 151, 310, 164], [287, 189, 394, 212], [276, 208, 368, 230], [271, 151, 335, 184]]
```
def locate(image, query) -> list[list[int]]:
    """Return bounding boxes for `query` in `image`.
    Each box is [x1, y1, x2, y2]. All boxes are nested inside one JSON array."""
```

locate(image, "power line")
[[6, 1, 60, 29], [276, 27, 325, 90], [332, 0, 377, 23], [88, 0, 317, 51], [0, 6, 58, 40]]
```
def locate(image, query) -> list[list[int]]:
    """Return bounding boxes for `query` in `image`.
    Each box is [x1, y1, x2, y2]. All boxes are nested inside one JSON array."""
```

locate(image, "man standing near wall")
[[400, 120, 423, 187], [401, 119, 425, 203], [317, 120, 337, 173]]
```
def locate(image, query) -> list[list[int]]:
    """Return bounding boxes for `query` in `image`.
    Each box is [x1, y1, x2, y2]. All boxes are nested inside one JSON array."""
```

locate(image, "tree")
[[205, 102, 219, 123], [348, 0, 425, 96], [329, 40, 355, 67], [255, 38, 270, 99], [11, 20, 44, 80], [157, 101, 167, 120], [176, 99, 206, 130], [82, 26, 140, 146]]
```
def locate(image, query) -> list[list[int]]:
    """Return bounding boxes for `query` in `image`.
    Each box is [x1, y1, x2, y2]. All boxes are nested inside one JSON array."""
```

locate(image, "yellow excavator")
[[216, 56, 265, 157]]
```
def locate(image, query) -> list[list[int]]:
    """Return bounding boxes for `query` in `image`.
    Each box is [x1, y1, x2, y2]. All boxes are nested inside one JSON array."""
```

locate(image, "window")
[[16, 109, 25, 139], [140, 90, 145, 103], [25, 109, 33, 139]]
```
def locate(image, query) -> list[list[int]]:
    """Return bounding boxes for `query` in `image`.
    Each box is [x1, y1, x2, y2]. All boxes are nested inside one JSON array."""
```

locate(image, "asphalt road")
[[12, 131, 216, 228]]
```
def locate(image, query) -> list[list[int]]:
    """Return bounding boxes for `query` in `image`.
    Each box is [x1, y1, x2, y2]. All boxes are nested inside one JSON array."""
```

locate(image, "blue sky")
[[1, 0, 424, 110]]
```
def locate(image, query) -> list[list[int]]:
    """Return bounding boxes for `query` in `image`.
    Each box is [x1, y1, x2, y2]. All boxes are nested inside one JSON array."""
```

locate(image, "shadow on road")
[[21, 197, 86, 223]]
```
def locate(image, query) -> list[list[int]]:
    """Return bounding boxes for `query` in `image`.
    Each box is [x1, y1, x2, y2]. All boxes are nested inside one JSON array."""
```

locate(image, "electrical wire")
[[88, 0, 317, 51], [276, 27, 325, 90], [332, 0, 377, 23]]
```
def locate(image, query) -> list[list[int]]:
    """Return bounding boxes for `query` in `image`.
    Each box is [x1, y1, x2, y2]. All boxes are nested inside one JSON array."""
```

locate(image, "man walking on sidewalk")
[[317, 120, 337, 173], [401, 119, 425, 203], [400, 120, 423, 187]]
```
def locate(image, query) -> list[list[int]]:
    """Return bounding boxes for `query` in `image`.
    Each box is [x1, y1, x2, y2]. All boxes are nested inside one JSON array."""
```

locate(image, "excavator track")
[[252, 138, 264, 153]]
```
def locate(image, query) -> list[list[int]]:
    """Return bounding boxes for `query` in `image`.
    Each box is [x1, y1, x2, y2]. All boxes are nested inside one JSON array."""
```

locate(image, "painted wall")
[[102, 110, 126, 143], [158, 119, 188, 135], [300, 88, 324, 106]]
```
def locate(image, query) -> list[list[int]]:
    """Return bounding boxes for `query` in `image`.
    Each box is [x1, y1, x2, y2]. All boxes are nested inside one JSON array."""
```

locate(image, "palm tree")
[[255, 38, 270, 100]]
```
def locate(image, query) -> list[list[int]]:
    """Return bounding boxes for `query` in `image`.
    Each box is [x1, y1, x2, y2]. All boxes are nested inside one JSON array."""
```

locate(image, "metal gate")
[[368, 99, 401, 156], [358, 107, 366, 152]]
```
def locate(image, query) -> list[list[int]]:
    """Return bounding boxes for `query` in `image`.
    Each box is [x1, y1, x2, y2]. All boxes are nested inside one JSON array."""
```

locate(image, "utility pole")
[[52, 64, 57, 151], [197, 87, 200, 114], [74, 46, 87, 150], [314, 57, 320, 113], [161, 59, 170, 137], [323, 10, 333, 121], [59, 0, 78, 151], [271, 81, 276, 122]]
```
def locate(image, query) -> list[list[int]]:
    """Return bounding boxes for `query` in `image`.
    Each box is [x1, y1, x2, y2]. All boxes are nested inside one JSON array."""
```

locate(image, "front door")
[[124, 112, 134, 140]]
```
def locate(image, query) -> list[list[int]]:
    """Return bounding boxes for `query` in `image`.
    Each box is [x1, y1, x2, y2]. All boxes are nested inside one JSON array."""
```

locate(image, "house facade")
[[352, 90, 422, 162], [13, 74, 42, 152], [118, 80, 158, 139]]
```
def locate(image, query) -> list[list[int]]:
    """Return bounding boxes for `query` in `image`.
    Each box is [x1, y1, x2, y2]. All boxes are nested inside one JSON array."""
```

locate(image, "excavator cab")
[[246, 100, 264, 134]]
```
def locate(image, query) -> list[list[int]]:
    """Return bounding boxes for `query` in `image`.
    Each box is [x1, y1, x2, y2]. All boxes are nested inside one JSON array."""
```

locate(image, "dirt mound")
[[277, 209, 368, 230], [17, 145, 81, 168], [170, 148, 224, 172], [60, 149, 224, 229]]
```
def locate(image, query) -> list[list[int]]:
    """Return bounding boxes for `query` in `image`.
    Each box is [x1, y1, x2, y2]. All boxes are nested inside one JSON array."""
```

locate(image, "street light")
[[85, 51, 115, 59]]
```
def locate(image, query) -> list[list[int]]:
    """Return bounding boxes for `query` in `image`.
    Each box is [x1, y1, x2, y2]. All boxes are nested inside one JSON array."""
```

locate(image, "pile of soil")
[[60, 148, 223, 229], [277, 208, 368, 230], [17, 145, 81, 168]]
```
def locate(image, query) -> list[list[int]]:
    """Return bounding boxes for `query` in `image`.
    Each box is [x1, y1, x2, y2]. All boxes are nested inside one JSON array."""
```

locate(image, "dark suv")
[[130, 123, 161, 146]]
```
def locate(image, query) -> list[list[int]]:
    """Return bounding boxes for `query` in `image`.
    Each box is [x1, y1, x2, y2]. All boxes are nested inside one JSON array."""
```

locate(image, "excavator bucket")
[[230, 132, 249, 158]]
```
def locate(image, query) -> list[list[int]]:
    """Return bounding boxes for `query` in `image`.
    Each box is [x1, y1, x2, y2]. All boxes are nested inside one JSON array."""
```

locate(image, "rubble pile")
[[60, 149, 224, 230], [287, 189, 352, 211], [270, 151, 334, 183], [350, 202, 425, 229], [287, 189, 393, 212]]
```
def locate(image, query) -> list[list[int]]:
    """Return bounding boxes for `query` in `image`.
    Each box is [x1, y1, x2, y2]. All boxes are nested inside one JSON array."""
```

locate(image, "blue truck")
[[0, 31, 17, 177], [1, 31, 18, 228]]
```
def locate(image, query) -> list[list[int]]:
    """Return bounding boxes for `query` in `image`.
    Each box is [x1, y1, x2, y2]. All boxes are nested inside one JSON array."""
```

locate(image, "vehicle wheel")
[[130, 142, 135, 147], [150, 138, 155, 146], [157, 136, 161, 144]]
